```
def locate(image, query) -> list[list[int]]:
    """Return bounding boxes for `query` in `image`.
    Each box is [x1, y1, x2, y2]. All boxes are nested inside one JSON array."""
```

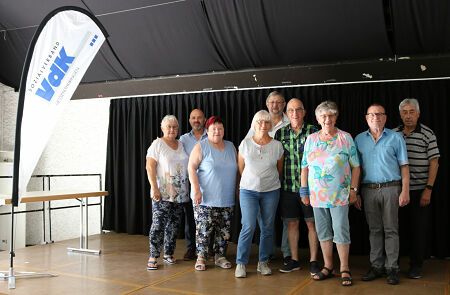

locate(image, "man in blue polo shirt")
[[179, 109, 207, 261], [355, 104, 410, 285]]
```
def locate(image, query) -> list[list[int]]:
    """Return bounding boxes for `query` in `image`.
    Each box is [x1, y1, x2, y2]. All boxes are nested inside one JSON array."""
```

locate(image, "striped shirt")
[[393, 123, 440, 190], [274, 123, 318, 193]]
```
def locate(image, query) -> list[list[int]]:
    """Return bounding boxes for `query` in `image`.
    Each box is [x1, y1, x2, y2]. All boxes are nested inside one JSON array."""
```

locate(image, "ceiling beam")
[[73, 55, 450, 99]]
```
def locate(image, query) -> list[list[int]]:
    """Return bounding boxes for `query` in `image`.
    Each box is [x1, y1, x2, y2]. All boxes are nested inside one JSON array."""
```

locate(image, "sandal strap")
[[215, 256, 228, 263], [341, 270, 352, 275], [322, 267, 333, 274], [195, 259, 206, 270]]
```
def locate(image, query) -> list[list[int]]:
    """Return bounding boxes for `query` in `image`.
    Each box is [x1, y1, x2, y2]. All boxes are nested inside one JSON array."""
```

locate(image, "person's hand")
[[301, 196, 310, 206], [399, 190, 410, 207], [151, 187, 161, 201], [354, 194, 362, 210], [193, 190, 202, 206], [420, 189, 432, 207], [349, 190, 357, 205]]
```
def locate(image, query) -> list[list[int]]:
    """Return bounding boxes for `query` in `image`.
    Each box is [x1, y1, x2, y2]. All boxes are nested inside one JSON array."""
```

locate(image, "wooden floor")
[[0, 232, 448, 295]]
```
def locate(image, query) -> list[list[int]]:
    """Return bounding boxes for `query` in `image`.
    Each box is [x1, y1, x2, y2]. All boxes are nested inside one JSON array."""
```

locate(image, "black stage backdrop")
[[104, 79, 449, 257]]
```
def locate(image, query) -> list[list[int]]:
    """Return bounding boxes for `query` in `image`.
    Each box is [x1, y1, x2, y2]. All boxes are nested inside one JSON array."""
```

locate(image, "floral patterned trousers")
[[193, 205, 233, 258], [149, 200, 183, 258]]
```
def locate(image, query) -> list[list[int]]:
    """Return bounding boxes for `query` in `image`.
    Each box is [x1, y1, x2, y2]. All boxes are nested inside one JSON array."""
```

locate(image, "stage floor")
[[0, 232, 448, 294]]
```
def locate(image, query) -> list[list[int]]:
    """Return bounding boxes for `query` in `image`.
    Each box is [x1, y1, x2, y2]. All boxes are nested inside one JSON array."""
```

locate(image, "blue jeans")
[[183, 200, 196, 250], [280, 220, 291, 257], [236, 189, 280, 264]]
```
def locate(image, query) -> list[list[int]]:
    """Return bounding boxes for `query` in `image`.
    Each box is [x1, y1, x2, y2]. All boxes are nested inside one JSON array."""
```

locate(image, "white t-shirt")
[[239, 137, 284, 192], [146, 138, 189, 203]]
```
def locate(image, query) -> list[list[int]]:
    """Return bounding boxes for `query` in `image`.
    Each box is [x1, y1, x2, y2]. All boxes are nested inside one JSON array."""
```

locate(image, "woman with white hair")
[[300, 101, 360, 286], [146, 115, 190, 270], [235, 110, 284, 278]]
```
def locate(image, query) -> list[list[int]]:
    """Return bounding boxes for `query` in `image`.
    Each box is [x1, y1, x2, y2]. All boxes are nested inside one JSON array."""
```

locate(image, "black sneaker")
[[279, 259, 301, 273], [386, 268, 399, 285], [283, 256, 292, 266], [407, 266, 422, 279], [309, 261, 321, 275], [362, 267, 384, 281]]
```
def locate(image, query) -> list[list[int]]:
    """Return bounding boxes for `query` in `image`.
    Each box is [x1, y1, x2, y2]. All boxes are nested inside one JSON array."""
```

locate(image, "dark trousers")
[[183, 199, 196, 251], [399, 189, 431, 268]]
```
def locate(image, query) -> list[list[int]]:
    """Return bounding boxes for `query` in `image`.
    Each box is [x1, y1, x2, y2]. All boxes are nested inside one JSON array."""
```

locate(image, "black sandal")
[[341, 270, 353, 286], [313, 267, 334, 281]]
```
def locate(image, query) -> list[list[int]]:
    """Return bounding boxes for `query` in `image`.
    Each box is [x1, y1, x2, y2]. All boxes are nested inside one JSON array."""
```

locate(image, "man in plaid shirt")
[[275, 98, 320, 274]]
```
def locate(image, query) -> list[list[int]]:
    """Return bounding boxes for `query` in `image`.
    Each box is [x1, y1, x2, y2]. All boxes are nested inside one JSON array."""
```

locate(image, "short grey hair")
[[266, 91, 285, 102], [251, 110, 274, 132], [315, 101, 339, 117], [399, 98, 420, 112], [160, 115, 178, 127]]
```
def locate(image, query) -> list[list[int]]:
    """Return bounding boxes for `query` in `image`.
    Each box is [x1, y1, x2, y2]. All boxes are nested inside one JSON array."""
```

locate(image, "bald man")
[[274, 98, 320, 275], [179, 109, 207, 260]]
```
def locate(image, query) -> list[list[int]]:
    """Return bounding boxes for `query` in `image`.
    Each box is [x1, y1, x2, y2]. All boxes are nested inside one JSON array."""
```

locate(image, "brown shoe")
[[183, 249, 196, 261]]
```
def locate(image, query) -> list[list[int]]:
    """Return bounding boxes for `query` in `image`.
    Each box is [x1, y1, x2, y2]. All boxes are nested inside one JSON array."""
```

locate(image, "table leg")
[[67, 198, 100, 255]]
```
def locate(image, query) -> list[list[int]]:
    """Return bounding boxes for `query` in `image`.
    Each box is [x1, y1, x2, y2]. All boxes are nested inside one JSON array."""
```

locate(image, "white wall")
[[0, 82, 110, 246]]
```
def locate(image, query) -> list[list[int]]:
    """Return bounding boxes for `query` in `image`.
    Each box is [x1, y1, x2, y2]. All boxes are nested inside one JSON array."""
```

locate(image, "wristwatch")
[[425, 185, 433, 191], [350, 187, 358, 193]]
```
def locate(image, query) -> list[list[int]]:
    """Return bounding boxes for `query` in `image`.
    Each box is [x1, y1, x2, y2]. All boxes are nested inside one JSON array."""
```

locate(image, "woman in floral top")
[[146, 115, 189, 270], [301, 101, 360, 286]]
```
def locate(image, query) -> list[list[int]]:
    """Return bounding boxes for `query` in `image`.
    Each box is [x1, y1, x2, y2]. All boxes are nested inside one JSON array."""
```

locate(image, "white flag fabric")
[[13, 8, 107, 205]]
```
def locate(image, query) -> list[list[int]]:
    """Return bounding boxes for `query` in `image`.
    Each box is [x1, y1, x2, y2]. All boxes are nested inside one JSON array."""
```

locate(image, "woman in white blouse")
[[146, 115, 190, 270], [235, 110, 284, 278]]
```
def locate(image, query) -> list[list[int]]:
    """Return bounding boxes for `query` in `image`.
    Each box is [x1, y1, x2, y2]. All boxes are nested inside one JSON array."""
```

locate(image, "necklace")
[[319, 129, 337, 141]]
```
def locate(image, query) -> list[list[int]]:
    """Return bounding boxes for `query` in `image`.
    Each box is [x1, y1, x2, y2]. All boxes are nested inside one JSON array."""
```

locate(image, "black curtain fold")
[[392, 0, 450, 55], [104, 79, 449, 257]]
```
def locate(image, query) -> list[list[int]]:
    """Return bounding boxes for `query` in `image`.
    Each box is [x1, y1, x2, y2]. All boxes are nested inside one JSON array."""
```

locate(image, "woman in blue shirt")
[[188, 116, 238, 271]]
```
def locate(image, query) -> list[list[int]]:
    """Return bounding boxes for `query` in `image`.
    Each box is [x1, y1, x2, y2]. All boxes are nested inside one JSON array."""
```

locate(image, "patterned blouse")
[[147, 138, 189, 203], [301, 129, 359, 208]]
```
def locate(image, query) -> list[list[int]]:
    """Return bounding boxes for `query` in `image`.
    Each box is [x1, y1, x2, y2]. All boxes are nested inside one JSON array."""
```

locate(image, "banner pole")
[[8, 205, 16, 289], [0, 202, 58, 288]]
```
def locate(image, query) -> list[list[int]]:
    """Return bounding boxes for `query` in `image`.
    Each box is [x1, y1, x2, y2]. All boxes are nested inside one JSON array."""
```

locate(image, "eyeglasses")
[[287, 107, 304, 113], [319, 114, 336, 119], [165, 125, 178, 129], [267, 101, 284, 104], [366, 113, 386, 118]]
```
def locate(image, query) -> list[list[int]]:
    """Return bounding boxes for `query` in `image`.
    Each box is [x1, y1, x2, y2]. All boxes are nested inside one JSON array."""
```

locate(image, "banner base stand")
[[0, 267, 58, 289], [67, 247, 101, 255]]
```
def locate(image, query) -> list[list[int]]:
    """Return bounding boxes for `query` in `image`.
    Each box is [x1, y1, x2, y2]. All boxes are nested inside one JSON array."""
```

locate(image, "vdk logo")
[[36, 46, 75, 101]]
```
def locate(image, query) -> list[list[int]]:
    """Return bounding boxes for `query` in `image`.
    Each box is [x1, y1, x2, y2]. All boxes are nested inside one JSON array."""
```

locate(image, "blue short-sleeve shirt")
[[179, 130, 207, 156], [355, 128, 408, 183]]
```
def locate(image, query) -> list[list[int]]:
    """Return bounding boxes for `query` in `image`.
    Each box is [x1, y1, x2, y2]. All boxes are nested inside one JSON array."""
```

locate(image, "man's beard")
[[192, 124, 203, 131]]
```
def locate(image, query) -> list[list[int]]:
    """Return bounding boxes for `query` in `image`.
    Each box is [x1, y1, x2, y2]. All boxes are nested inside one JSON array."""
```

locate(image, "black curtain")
[[104, 79, 449, 257]]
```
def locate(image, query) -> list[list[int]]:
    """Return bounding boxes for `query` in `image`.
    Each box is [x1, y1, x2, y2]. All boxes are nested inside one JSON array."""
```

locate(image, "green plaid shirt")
[[274, 123, 318, 193]]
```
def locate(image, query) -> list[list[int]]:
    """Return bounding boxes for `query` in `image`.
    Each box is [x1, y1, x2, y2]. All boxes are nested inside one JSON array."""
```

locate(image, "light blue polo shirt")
[[179, 130, 207, 155], [355, 128, 408, 184]]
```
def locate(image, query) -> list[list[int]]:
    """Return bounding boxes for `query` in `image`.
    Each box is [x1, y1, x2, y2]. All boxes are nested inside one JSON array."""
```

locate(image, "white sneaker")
[[257, 261, 272, 275], [235, 264, 246, 278]]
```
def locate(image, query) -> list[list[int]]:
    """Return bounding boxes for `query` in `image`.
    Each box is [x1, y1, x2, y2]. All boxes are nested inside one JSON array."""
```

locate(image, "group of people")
[[145, 91, 439, 287]]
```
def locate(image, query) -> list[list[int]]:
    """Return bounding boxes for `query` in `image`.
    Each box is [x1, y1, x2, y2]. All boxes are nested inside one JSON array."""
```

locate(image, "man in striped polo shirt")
[[275, 98, 320, 275], [393, 98, 440, 279]]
